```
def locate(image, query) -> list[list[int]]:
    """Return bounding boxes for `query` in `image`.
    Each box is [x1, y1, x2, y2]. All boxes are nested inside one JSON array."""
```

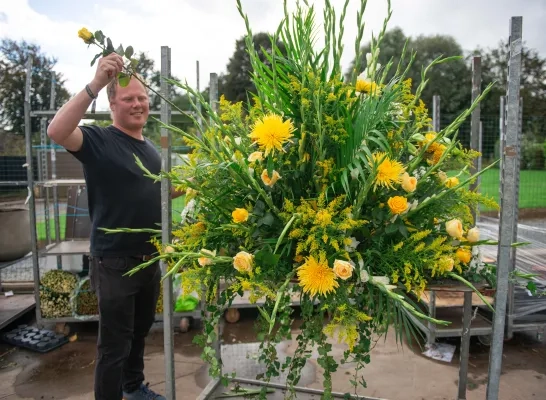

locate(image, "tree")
[[219, 32, 287, 104], [346, 27, 472, 115], [0, 39, 71, 134]]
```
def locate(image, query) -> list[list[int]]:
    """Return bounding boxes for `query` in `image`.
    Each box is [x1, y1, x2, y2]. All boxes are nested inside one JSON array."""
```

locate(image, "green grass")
[[452, 168, 546, 211]]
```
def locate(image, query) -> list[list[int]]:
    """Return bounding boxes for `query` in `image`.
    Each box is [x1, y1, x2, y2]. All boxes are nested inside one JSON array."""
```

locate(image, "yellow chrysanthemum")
[[249, 114, 295, 156], [297, 254, 339, 297], [371, 152, 405, 190], [355, 79, 378, 93]]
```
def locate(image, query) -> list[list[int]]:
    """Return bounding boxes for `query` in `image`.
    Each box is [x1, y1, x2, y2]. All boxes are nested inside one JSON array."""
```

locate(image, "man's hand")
[[88, 53, 125, 94]]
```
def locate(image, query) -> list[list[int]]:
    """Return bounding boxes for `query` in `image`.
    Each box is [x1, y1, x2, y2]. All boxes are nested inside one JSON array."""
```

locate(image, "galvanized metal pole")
[[160, 45, 176, 400], [208, 72, 222, 364], [432, 95, 440, 132], [506, 97, 523, 340], [39, 117, 50, 244], [486, 16, 523, 400], [469, 56, 482, 224], [49, 72, 62, 268], [498, 95, 506, 209], [25, 57, 42, 325], [457, 291, 473, 400]]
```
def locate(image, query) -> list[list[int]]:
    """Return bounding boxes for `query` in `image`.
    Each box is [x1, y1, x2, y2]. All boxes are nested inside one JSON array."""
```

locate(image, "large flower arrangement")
[[78, 0, 517, 397]]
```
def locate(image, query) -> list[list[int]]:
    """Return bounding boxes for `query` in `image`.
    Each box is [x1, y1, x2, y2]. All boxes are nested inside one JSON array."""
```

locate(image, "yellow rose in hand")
[[446, 219, 463, 239], [333, 259, 354, 280], [233, 251, 254, 273], [466, 227, 480, 242], [232, 208, 249, 223], [387, 196, 408, 215], [261, 169, 281, 187], [78, 27, 94, 44], [456, 248, 472, 264], [401, 172, 417, 193]]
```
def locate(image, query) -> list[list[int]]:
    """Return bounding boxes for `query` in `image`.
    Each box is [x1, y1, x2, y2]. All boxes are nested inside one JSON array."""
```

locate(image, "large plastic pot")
[[0, 204, 32, 262]]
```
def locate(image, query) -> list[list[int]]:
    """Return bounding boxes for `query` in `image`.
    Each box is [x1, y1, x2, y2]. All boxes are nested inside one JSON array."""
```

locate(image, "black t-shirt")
[[68, 124, 161, 257]]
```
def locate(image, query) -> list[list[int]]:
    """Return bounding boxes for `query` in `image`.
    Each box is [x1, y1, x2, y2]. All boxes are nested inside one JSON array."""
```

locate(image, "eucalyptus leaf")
[[118, 73, 130, 87], [125, 45, 134, 59]]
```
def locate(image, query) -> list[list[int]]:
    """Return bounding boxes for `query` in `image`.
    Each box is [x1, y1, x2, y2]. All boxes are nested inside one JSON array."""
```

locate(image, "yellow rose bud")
[[77, 27, 94, 44], [387, 196, 409, 215], [446, 219, 463, 239], [445, 177, 459, 188], [232, 207, 249, 223], [248, 152, 263, 162], [233, 251, 254, 273], [198, 257, 213, 267], [456, 248, 472, 264], [401, 172, 417, 193], [261, 169, 281, 187], [437, 171, 448, 182], [333, 259, 354, 280], [164, 245, 175, 253], [466, 227, 480, 242]]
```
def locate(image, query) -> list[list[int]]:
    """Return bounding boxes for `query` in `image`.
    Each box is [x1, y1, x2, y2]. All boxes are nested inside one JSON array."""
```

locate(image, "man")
[[48, 52, 181, 400]]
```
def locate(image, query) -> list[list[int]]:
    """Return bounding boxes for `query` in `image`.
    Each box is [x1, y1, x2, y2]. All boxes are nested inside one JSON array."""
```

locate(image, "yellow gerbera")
[[249, 114, 295, 156], [297, 254, 339, 297], [371, 152, 405, 190]]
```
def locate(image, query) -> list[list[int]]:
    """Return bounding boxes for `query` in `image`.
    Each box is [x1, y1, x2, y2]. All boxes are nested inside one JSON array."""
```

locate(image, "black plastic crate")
[[1, 324, 68, 353]]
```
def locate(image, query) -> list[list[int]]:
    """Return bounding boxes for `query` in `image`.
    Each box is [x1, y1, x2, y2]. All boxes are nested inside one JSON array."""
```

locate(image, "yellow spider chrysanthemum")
[[297, 254, 339, 297], [371, 152, 405, 190], [249, 114, 295, 156]]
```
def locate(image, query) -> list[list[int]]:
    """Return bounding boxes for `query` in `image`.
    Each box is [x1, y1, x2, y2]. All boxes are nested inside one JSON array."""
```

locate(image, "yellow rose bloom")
[[198, 257, 213, 267], [248, 151, 264, 162], [333, 259, 354, 280], [77, 27, 94, 44], [261, 169, 281, 187], [456, 248, 472, 264], [387, 196, 408, 215], [466, 227, 480, 242], [232, 207, 249, 223], [445, 177, 459, 188], [401, 172, 417, 193], [233, 251, 254, 273], [446, 219, 463, 239]]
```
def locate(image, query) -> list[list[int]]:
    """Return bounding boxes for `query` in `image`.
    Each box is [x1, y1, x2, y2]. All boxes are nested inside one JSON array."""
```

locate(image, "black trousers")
[[89, 256, 161, 400]]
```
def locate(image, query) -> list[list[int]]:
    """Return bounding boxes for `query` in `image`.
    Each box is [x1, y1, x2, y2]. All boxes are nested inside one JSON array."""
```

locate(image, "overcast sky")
[[0, 0, 544, 112]]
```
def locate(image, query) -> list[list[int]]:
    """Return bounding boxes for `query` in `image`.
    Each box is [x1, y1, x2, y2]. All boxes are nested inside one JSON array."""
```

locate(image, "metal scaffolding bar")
[[160, 45, 176, 400], [486, 16, 523, 400], [470, 56, 481, 223], [24, 56, 42, 324]]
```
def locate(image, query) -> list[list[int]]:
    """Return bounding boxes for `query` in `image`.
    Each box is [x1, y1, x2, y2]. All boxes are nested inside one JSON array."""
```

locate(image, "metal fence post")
[[486, 16, 523, 400], [24, 57, 42, 325], [432, 95, 441, 132], [470, 56, 482, 223], [160, 45, 176, 400]]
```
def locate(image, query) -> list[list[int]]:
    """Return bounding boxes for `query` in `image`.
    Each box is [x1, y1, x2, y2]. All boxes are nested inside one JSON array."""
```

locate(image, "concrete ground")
[[1, 309, 545, 400]]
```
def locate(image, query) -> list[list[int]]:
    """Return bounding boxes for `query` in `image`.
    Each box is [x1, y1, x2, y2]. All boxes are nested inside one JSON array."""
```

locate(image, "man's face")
[[110, 78, 150, 131]]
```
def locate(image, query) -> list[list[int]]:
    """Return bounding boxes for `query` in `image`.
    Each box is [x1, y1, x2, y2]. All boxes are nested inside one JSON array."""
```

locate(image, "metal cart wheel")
[[478, 334, 492, 346]]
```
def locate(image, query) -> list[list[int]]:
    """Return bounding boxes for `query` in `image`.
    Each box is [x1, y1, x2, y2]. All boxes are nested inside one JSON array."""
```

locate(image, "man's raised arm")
[[47, 53, 124, 152]]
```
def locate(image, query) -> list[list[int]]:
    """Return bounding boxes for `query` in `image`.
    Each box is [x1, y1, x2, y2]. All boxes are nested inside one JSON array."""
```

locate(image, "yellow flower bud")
[[445, 177, 459, 188], [248, 152, 263, 162], [232, 207, 249, 223], [333, 259, 354, 280], [401, 172, 417, 193], [233, 251, 254, 273], [446, 219, 463, 239], [466, 227, 480, 242], [387, 196, 409, 215], [261, 169, 281, 187], [164, 245, 175, 253], [77, 28, 94, 44], [437, 171, 448, 182], [456, 248, 472, 264]]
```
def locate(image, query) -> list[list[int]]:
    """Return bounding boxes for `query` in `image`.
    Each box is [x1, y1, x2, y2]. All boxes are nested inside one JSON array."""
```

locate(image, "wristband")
[[85, 84, 97, 99]]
